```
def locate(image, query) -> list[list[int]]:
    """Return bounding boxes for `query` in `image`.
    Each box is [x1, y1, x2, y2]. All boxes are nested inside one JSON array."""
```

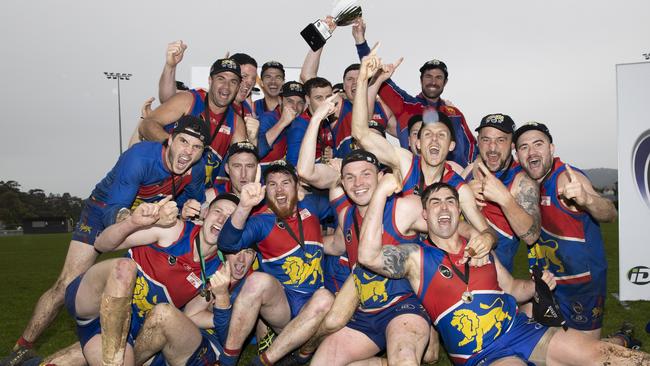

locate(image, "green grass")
[[0, 223, 648, 364]]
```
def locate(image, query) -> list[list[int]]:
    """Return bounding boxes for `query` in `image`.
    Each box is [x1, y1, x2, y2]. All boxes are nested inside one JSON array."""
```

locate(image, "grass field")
[[0, 222, 648, 365]]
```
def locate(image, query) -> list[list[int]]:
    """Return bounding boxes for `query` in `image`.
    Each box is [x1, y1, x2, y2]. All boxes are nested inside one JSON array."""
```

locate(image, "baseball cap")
[[172, 115, 211, 145], [513, 121, 553, 145], [475, 113, 516, 134], [214, 192, 240, 207], [341, 149, 381, 171], [261, 61, 285, 77], [368, 120, 386, 137], [210, 58, 241, 79], [263, 160, 298, 181], [332, 83, 344, 94], [227, 141, 259, 161], [531, 265, 568, 330], [280, 81, 306, 99], [419, 59, 448, 79]]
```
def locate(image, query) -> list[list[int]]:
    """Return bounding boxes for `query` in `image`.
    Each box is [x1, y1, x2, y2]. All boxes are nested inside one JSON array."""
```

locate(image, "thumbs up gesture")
[[558, 164, 589, 206]]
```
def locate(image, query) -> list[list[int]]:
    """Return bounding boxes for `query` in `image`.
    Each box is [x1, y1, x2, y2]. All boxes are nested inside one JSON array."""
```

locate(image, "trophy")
[[301, 0, 362, 51]]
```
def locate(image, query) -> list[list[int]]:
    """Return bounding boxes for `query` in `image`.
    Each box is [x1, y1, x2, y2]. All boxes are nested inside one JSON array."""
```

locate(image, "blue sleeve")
[[217, 215, 266, 253], [257, 113, 276, 158], [286, 119, 308, 166], [176, 157, 207, 206], [102, 152, 149, 227], [304, 194, 336, 226], [356, 41, 371, 60], [212, 306, 232, 343]]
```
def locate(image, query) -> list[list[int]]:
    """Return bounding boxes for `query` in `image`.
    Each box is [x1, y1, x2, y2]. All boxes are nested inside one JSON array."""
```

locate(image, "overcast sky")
[[1, 0, 648, 198]]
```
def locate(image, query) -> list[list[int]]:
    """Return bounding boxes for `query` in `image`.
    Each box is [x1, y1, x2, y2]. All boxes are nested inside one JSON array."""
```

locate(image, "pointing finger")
[[565, 164, 577, 182], [157, 195, 173, 207]]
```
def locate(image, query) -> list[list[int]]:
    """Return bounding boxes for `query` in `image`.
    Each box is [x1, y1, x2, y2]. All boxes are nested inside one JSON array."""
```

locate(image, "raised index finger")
[[156, 195, 173, 206], [369, 42, 380, 55], [476, 161, 493, 178], [564, 164, 577, 182]]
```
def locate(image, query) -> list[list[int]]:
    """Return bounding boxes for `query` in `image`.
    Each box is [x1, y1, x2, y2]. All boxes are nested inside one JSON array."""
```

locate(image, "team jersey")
[[331, 99, 390, 159], [342, 196, 419, 312], [253, 98, 281, 117], [418, 243, 518, 365], [402, 155, 466, 196], [127, 222, 223, 336], [285, 111, 335, 166], [466, 161, 524, 272], [356, 42, 477, 167], [89, 141, 205, 227], [218, 194, 334, 294], [234, 100, 254, 120], [257, 109, 289, 164], [529, 157, 607, 295]]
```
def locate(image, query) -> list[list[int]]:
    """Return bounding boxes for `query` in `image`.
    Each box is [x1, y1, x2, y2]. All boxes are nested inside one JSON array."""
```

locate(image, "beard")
[[268, 194, 298, 219]]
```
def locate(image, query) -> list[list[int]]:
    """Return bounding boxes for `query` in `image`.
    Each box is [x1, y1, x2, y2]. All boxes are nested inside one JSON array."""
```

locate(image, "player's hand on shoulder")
[[156, 195, 179, 227]]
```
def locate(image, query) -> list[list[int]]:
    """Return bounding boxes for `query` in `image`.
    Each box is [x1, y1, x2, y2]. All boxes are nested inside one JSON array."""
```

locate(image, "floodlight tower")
[[103, 72, 132, 154]]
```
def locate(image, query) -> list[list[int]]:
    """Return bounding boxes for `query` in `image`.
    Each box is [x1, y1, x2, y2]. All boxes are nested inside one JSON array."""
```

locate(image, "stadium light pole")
[[103, 72, 132, 154]]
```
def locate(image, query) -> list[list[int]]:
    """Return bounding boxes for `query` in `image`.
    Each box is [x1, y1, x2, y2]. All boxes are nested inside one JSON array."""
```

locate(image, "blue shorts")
[[555, 292, 605, 330], [149, 329, 223, 366], [65, 274, 135, 348], [323, 255, 350, 293], [71, 198, 106, 246], [464, 313, 547, 366], [284, 288, 314, 319], [346, 296, 430, 350]]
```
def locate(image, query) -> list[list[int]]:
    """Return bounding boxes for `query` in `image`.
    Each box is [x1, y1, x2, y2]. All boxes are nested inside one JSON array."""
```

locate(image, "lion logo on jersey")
[[353, 272, 388, 304], [132, 276, 158, 318], [282, 250, 323, 286], [528, 239, 565, 273], [450, 298, 512, 353]]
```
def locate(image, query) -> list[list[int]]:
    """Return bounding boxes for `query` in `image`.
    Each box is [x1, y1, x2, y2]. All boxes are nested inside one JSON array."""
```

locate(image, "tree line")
[[0, 180, 83, 229]]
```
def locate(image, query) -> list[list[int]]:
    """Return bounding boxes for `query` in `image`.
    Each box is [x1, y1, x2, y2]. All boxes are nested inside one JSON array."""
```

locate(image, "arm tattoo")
[[381, 244, 419, 279], [515, 176, 541, 241]]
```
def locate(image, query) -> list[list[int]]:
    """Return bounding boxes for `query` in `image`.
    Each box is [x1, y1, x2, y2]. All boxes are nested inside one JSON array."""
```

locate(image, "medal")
[[200, 288, 212, 302], [461, 291, 473, 304]]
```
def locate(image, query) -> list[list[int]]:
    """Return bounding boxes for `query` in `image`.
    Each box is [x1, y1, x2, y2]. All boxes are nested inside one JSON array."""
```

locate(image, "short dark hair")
[[230, 53, 258, 68], [343, 64, 360, 80], [420, 182, 459, 207], [417, 112, 455, 142], [209, 192, 240, 209], [304, 77, 332, 96]]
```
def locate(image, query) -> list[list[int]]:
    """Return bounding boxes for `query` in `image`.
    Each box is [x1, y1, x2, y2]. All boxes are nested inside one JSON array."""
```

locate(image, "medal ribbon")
[[278, 211, 305, 250]]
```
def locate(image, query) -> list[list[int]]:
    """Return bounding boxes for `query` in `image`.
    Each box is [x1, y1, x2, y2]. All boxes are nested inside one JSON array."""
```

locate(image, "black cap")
[[172, 115, 211, 145], [175, 80, 189, 91], [280, 81, 305, 99], [214, 192, 240, 206], [513, 121, 553, 145], [419, 109, 455, 142], [332, 83, 344, 93], [227, 141, 259, 161], [419, 59, 448, 79], [341, 149, 381, 171], [408, 114, 424, 133], [230, 53, 258, 68], [263, 160, 298, 181], [210, 58, 241, 79], [261, 61, 285, 77], [531, 265, 567, 329], [475, 113, 516, 134], [368, 120, 386, 137]]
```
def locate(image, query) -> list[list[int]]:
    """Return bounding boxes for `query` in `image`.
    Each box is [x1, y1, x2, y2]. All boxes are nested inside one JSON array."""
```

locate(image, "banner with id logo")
[[616, 61, 650, 300]]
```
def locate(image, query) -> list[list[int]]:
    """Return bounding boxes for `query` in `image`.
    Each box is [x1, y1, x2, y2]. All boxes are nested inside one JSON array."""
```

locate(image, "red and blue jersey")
[[257, 109, 289, 164], [418, 243, 518, 365], [467, 162, 524, 272], [356, 42, 477, 167], [218, 194, 335, 294], [127, 222, 223, 336], [332, 99, 389, 159], [253, 98, 281, 117], [402, 155, 466, 196], [286, 111, 335, 166], [89, 141, 205, 227], [529, 158, 606, 296], [342, 197, 419, 312]]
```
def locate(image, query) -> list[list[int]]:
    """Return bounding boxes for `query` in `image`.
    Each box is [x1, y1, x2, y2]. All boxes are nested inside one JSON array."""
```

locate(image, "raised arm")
[[217, 183, 266, 252], [558, 164, 617, 223], [300, 47, 324, 83], [296, 94, 341, 189], [263, 105, 297, 149], [159, 40, 187, 103], [351, 49, 411, 174]]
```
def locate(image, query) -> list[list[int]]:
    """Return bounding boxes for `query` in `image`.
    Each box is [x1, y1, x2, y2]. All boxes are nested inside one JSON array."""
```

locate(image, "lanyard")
[[193, 233, 211, 301], [417, 161, 444, 196], [352, 205, 361, 242], [446, 252, 470, 286], [202, 92, 229, 145], [278, 211, 305, 250]]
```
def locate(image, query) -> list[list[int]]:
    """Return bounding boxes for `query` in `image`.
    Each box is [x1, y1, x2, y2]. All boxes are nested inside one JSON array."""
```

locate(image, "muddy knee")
[[109, 258, 137, 294]]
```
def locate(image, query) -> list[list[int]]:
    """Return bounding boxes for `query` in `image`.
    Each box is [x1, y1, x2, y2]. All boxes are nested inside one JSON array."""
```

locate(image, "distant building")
[[22, 217, 73, 234]]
